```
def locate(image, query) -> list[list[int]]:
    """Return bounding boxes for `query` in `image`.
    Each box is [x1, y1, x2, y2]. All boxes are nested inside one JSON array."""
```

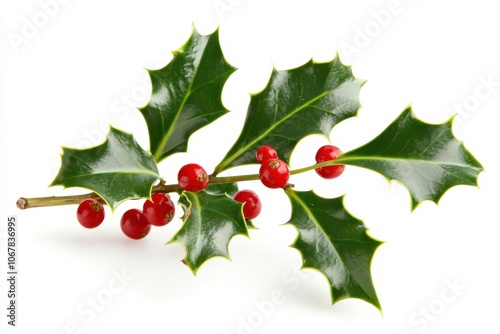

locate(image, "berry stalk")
[[16, 159, 343, 210], [16, 183, 180, 210]]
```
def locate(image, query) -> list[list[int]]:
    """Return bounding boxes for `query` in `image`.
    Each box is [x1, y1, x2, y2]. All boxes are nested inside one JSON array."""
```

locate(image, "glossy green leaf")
[[50, 127, 160, 210], [140, 27, 236, 162], [215, 56, 364, 173], [170, 191, 248, 274], [204, 183, 258, 229], [285, 189, 382, 309], [337, 107, 484, 209], [205, 182, 239, 197]]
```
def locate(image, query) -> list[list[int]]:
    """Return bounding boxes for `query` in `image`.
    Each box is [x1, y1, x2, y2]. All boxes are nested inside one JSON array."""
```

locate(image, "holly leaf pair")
[[51, 28, 233, 208], [50, 27, 483, 310]]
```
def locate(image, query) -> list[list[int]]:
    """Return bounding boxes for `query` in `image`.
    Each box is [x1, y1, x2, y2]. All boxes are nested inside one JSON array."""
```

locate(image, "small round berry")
[[233, 190, 262, 220], [143, 193, 175, 227], [178, 163, 209, 192], [259, 158, 290, 189], [256, 145, 278, 164], [315, 145, 345, 179], [120, 209, 151, 240], [76, 198, 105, 229]]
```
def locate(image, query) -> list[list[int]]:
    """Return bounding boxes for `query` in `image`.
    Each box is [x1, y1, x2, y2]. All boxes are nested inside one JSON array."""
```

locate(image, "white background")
[[1, 0, 499, 333]]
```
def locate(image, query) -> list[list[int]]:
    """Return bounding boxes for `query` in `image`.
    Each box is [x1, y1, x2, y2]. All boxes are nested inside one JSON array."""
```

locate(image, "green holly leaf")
[[140, 27, 236, 163], [204, 183, 258, 229], [205, 182, 239, 197], [337, 107, 484, 209], [170, 191, 248, 274], [285, 189, 382, 309], [205, 183, 255, 227], [215, 56, 364, 173], [50, 127, 160, 210]]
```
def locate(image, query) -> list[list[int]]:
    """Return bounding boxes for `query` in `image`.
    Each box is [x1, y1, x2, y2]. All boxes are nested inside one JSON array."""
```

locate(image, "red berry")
[[234, 190, 262, 220], [178, 163, 209, 192], [76, 198, 105, 229], [315, 145, 345, 179], [256, 145, 278, 164], [259, 158, 290, 189], [143, 193, 175, 226], [120, 209, 151, 240]]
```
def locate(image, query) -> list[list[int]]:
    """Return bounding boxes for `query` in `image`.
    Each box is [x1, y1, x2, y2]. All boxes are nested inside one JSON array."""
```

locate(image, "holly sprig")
[[16, 27, 483, 311]]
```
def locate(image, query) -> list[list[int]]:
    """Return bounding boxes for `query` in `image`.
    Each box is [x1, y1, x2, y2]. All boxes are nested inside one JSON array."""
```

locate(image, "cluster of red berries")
[[76, 192, 175, 239], [256, 144, 345, 184], [257, 145, 290, 188], [177, 163, 262, 220], [75, 144, 344, 238]]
